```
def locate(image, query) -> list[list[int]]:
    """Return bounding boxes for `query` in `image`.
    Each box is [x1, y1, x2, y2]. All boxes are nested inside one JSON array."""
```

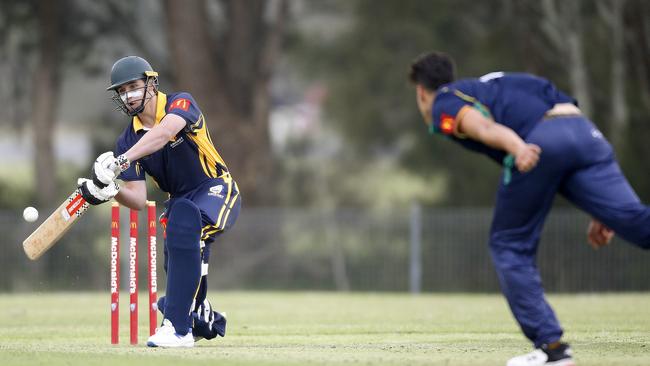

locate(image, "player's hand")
[[78, 178, 120, 205], [587, 219, 614, 249], [92, 152, 119, 188], [515, 143, 541, 173], [92, 152, 131, 188]]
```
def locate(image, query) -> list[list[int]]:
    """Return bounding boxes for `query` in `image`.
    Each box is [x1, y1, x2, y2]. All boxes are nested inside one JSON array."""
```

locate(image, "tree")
[[0, 0, 149, 206], [0, 1, 37, 132], [287, 0, 516, 206], [164, 0, 289, 204], [287, 0, 650, 207], [31, 0, 63, 206], [541, 0, 592, 118], [597, 0, 628, 149]]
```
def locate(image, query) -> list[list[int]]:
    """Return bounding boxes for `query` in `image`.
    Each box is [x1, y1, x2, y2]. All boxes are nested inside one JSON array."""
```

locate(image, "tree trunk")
[[599, 0, 628, 148], [165, 0, 227, 112], [165, 0, 288, 205], [624, 1, 650, 112], [510, 0, 546, 74], [32, 0, 62, 206], [541, 0, 592, 117]]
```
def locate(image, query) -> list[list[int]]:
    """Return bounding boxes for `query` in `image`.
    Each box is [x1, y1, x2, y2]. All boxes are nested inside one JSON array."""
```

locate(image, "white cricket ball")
[[23, 206, 39, 222]]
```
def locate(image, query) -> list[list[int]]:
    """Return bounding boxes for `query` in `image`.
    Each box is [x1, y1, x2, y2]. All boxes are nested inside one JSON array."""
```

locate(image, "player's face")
[[117, 80, 147, 113]]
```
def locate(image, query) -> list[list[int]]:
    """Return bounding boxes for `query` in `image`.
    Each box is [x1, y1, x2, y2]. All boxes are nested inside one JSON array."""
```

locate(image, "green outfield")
[[0, 292, 648, 366]]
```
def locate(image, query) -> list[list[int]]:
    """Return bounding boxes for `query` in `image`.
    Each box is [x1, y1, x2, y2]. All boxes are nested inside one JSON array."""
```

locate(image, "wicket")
[[110, 201, 158, 345]]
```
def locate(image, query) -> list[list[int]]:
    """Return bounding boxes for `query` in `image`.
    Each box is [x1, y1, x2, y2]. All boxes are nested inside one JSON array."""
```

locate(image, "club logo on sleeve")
[[440, 113, 455, 135], [169, 98, 191, 112]]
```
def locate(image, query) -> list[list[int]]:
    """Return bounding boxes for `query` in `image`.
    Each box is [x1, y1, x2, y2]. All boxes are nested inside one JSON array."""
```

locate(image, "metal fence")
[[1, 205, 648, 293]]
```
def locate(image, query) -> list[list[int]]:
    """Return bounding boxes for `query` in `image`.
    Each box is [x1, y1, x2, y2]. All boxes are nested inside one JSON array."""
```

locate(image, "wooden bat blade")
[[22, 188, 90, 260]]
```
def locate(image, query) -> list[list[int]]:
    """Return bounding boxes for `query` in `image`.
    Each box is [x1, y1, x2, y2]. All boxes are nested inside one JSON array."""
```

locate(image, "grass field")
[[0, 291, 648, 366]]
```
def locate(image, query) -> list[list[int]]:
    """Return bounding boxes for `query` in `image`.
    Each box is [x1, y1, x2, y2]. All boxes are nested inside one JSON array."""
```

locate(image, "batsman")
[[79, 56, 241, 347]]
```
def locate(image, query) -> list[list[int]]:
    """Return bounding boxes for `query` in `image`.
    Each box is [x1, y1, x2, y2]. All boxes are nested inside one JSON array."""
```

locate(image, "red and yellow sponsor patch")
[[439, 113, 455, 135], [169, 98, 191, 112]]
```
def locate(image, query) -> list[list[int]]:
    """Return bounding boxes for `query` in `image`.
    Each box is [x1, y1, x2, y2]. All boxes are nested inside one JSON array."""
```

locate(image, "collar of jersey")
[[133, 92, 167, 133]]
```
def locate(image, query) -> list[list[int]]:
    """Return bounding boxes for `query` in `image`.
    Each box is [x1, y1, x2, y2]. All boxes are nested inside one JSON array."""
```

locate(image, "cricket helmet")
[[107, 56, 158, 91], [107, 56, 159, 116]]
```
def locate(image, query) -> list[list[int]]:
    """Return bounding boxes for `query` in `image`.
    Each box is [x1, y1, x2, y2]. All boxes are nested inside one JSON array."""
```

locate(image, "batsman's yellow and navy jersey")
[[430, 72, 576, 164], [115, 91, 231, 195], [116, 91, 240, 242]]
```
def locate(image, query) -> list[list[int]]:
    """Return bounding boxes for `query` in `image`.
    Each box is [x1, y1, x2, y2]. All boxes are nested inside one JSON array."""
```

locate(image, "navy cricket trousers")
[[489, 116, 650, 347], [161, 177, 241, 333]]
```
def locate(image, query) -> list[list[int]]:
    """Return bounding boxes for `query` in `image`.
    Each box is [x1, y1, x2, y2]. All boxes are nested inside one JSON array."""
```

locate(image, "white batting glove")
[[92, 152, 118, 188], [77, 178, 120, 205]]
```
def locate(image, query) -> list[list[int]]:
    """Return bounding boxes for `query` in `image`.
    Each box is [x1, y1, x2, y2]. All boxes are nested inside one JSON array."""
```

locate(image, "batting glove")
[[78, 178, 120, 205], [192, 299, 227, 340], [91, 152, 118, 188]]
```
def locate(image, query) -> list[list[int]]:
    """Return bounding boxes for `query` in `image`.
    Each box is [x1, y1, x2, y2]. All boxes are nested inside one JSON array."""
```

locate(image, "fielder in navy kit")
[[79, 56, 240, 347], [408, 51, 650, 366]]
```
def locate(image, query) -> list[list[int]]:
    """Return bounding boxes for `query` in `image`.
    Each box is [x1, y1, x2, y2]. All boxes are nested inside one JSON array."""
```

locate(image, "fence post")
[[409, 202, 422, 294]]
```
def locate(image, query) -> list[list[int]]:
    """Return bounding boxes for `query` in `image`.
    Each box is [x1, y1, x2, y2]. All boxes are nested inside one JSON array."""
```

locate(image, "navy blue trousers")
[[490, 116, 650, 347], [162, 177, 241, 334]]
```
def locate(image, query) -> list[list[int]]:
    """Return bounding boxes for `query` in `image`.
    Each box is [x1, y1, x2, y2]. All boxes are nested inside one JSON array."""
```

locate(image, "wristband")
[[117, 154, 130, 172]]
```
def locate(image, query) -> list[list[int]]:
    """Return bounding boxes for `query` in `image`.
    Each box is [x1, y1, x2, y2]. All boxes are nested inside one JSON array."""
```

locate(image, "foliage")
[[287, 0, 650, 206], [0, 0, 649, 209]]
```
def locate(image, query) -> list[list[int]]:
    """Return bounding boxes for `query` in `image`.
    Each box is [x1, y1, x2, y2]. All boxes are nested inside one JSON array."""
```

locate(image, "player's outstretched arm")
[[456, 107, 541, 172], [91, 114, 187, 182], [123, 114, 186, 163]]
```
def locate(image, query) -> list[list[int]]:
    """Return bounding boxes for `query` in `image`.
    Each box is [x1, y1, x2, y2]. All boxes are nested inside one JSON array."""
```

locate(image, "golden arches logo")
[[130, 222, 137, 229], [169, 98, 190, 112], [149, 221, 156, 228], [111, 221, 119, 229], [176, 99, 189, 110]]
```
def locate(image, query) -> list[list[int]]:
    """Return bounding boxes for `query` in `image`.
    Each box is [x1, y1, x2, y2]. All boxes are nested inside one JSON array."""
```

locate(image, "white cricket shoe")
[[507, 343, 575, 366], [146, 319, 194, 348]]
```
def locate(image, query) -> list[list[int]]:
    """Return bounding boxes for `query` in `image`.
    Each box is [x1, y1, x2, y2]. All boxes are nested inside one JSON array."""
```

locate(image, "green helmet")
[[107, 56, 159, 116], [107, 56, 158, 91]]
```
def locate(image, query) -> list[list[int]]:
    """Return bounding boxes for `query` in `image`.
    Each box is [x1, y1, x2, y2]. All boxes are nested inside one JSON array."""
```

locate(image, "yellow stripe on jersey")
[[197, 150, 214, 178], [186, 113, 229, 178]]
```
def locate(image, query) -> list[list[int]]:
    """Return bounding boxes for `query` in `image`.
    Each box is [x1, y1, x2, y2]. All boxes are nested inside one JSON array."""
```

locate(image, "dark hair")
[[408, 51, 456, 91]]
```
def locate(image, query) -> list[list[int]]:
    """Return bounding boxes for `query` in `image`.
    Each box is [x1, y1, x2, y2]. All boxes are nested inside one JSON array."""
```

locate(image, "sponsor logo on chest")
[[170, 136, 184, 148]]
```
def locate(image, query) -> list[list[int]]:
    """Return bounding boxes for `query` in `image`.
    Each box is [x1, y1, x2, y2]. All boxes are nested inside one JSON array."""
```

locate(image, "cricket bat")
[[23, 188, 90, 260]]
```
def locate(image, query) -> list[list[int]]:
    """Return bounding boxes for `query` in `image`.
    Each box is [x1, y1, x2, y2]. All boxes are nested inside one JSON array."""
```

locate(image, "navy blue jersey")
[[430, 72, 576, 163], [115, 91, 231, 196]]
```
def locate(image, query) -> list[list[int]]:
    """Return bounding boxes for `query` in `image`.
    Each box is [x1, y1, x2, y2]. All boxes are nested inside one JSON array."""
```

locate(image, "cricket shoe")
[[507, 342, 575, 366], [146, 319, 194, 348]]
